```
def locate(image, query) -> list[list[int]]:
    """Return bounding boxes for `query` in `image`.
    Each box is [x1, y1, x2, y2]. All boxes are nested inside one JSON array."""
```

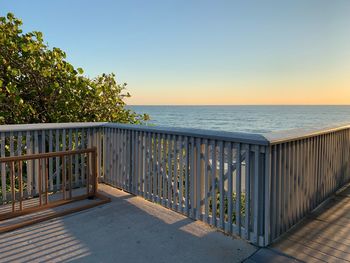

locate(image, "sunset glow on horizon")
[[1, 0, 350, 105]]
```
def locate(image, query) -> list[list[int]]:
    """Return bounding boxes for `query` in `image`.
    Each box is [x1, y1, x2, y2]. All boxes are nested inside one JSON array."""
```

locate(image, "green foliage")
[[0, 13, 149, 124], [210, 192, 246, 223]]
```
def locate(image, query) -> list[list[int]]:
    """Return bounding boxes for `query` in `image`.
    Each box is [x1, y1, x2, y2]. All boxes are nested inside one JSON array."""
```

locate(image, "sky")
[[1, 0, 350, 105]]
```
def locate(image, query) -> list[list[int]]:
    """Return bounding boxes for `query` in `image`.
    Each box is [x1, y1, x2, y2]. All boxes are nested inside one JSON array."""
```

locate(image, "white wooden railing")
[[1, 122, 350, 246]]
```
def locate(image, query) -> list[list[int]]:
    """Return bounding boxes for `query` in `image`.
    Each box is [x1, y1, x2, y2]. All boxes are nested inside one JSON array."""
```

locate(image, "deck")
[[0, 184, 256, 263], [272, 184, 350, 262]]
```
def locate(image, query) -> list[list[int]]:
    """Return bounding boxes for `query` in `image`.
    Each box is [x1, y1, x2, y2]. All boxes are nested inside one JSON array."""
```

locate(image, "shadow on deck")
[[272, 184, 350, 263], [0, 184, 256, 263]]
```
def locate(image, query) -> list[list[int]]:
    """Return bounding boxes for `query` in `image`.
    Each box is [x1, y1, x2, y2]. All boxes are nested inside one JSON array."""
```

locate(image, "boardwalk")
[[273, 184, 350, 262]]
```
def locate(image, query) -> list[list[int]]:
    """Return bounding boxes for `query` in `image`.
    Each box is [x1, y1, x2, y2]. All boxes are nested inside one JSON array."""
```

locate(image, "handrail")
[[0, 122, 106, 132], [103, 123, 269, 145], [2, 121, 350, 146], [0, 147, 98, 220], [0, 148, 96, 162], [263, 122, 350, 145]]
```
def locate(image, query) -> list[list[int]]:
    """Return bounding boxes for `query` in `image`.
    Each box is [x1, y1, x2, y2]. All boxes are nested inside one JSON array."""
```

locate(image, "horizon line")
[[128, 104, 350, 106]]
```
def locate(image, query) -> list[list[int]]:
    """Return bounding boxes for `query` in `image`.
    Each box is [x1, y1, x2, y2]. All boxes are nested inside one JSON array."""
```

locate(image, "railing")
[[102, 123, 269, 245], [264, 124, 350, 243], [0, 148, 97, 221], [0, 123, 104, 203], [1, 122, 350, 246]]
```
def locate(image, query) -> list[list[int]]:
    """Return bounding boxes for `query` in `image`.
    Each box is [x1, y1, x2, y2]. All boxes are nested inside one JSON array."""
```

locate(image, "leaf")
[[0, 12, 149, 125]]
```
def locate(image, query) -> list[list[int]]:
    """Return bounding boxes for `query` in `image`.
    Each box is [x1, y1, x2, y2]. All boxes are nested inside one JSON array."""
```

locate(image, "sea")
[[129, 105, 350, 134]]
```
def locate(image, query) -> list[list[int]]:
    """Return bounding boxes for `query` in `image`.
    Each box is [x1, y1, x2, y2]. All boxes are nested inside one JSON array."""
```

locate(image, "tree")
[[0, 13, 149, 125]]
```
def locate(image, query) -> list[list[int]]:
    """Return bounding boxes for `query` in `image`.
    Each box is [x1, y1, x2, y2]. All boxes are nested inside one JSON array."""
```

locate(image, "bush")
[[0, 13, 149, 124]]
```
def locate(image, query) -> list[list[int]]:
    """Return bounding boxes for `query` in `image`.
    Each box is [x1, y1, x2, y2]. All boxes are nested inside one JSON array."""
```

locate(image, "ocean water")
[[129, 105, 350, 134]]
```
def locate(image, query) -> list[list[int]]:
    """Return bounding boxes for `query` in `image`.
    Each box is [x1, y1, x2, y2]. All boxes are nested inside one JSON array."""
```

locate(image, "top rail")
[[264, 122, 350, 145], [0, 122, 107, 132], [103, 123, 269, 145], [1, 121, 350, 146]]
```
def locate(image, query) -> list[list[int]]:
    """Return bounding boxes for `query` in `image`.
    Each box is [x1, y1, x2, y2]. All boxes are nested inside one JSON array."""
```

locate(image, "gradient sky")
[[1, 0, 350, 105]]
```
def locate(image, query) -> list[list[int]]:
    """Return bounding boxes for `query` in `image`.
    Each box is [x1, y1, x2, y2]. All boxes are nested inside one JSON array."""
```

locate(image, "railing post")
[[92, 147, 98, 195], [193, 138, 205, 220], [264, 146, 272, 246]]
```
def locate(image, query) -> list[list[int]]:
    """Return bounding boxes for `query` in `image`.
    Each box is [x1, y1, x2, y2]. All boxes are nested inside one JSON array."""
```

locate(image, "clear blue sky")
[[1, 0, 350, 104]]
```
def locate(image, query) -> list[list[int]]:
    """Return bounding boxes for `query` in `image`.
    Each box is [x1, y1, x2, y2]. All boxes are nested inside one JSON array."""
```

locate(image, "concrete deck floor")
[[0, 184, 257, 263]]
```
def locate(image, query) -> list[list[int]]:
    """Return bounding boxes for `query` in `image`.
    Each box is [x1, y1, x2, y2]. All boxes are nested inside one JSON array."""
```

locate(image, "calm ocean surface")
[[129, 106, 350, 134]]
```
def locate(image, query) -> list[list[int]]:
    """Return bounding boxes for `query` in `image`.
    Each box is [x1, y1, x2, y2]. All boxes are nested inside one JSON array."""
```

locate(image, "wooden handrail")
[[0, 148, 96, 162]]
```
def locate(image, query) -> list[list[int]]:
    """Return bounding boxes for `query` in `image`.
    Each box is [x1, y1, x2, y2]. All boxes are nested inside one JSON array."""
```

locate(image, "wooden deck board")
[[273, 185, 350, 262]]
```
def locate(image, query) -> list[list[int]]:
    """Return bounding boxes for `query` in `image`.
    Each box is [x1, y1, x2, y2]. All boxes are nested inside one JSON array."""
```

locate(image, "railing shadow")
[[273, 186, 350, 262], [0, 184, 255, 263]]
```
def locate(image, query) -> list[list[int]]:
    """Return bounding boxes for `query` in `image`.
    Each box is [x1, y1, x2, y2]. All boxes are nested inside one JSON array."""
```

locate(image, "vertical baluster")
[[211, 140, 217, 226], [124, 129, 128, 191], [45, 158, 49, 204], [62, 130, 66, 197], [18, 131, 22, 157], [26, 131, 33, 196], [152, 133, 157, 202], [110, 128, 115, 186], [19, 160, 23, 210], [1, 133, 6, 202], [190, 137, 195, 218], [291, 141, 296, 224], [117, 129, 122, 189], [138, 131, 142, 195], [97, 127, 102, 180], [167, 134, 172, 207], [62, 156, 66, 200], [34, 131, 39, 195], [10, 161, 15, 212], [41, 130, 46, 154], [105, 128, 110, 184], [196, 137, 202, 220], [264, 146, 271, 246], [178, 136, 184, 213], [227, 142, 233, 233], [184, 136, 189, 216], [74, 129, 79, 186], [103, 127, 107, 181], [281, 142, 286, 233], [55, 129, 60, 190], [39, 158, 42, 206], [204, 139, 210, 223], [140, 131, 145, 196], [68, 154, 72, 199], [146, 132, 151, 199], [17, 132, 22, 208], [10, 133, 15, 208], [114, 128, 119, 187], [219, 141, 225, 229], [110, 128, 114, 186], [236, 143, 242, 235], [253, 146, 260, 244], [244, 144, 251, 239], [162, 134, 167, 204], [49, 130, 53, 190], [86, 153, 90, 196], [126, 130, 131, 192], [157, 133, 162, 204], [81, 130, 86, 186], [136, 131, 142, 195], [277, 144, 282, 236], [173, 135, 179, 210]]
